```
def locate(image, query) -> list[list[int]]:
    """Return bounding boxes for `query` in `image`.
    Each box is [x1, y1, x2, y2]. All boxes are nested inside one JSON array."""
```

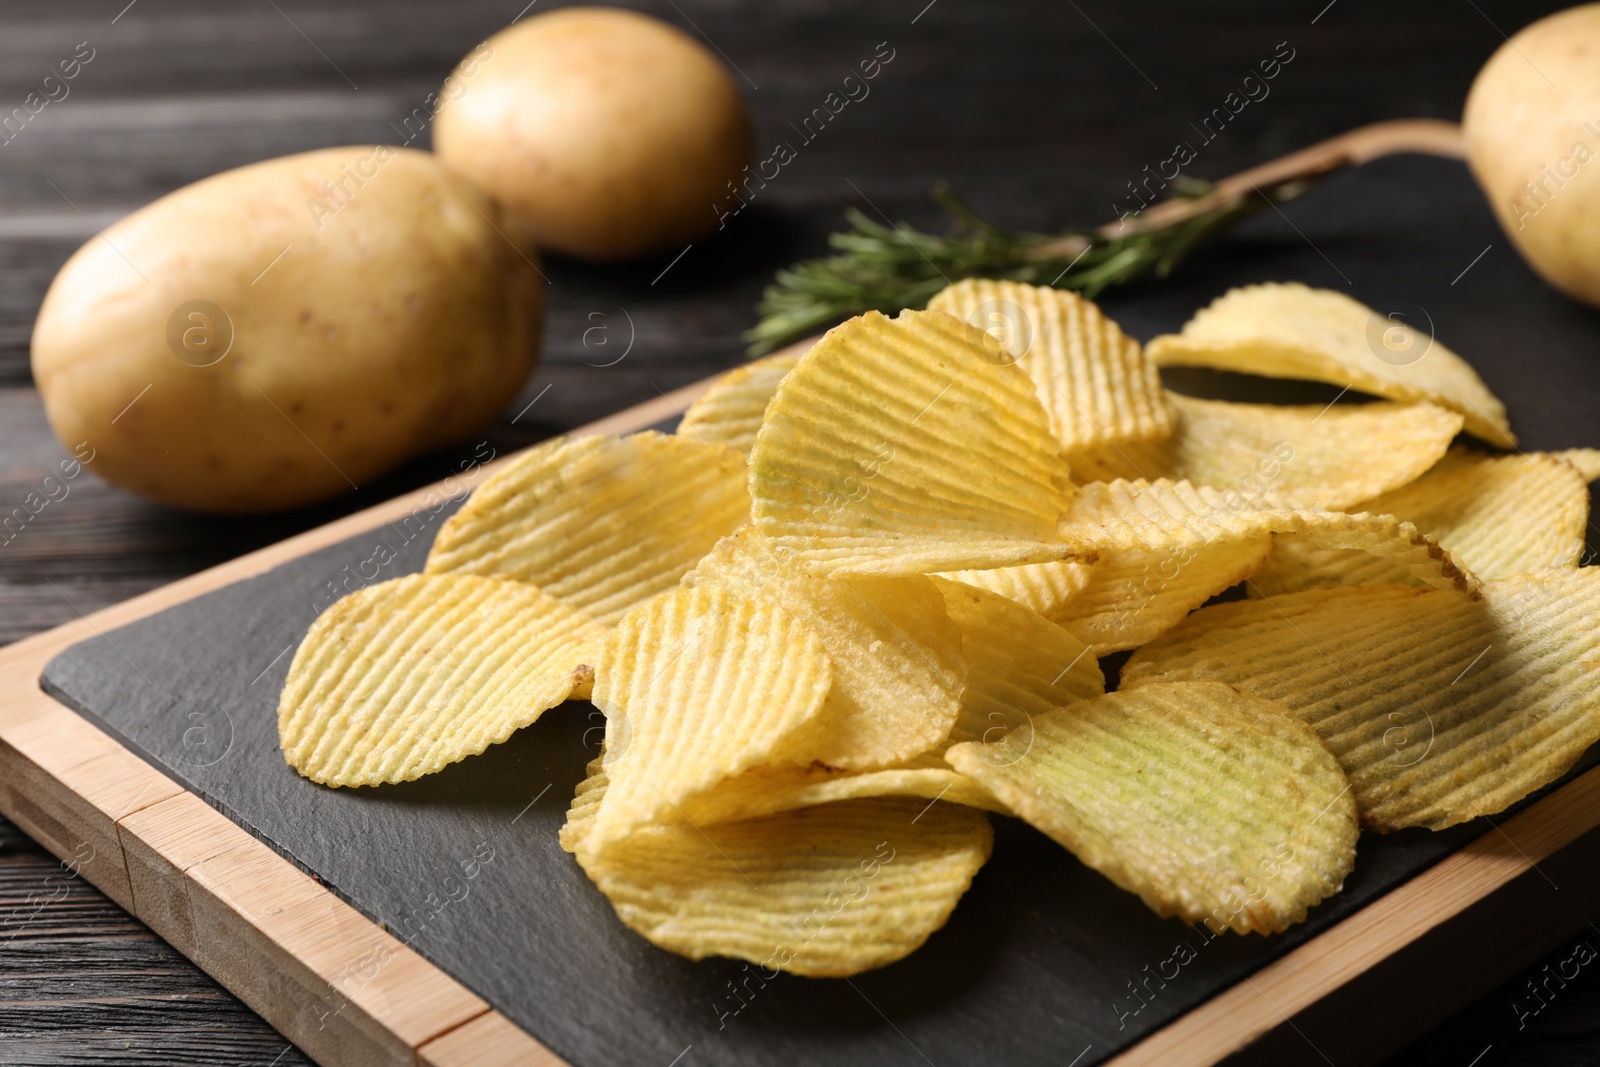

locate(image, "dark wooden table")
[[2, 1, 1598, 1064]]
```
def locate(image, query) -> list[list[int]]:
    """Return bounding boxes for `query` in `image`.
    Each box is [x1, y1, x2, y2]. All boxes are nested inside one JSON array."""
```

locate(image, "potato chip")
[[426, 432, 749, 625], [947, 682, 1356, 933], [927, 278, 1175, 457], [945, 538, 1272, 654], [930, 577, 1103, 748], [1056, 538, 1274, 654], [279, 575, 604, 787], [1146, 283, 1515, 447], [560, 753, 607, 855], [1069, 394, 1463, 510], [1556, 447, 1600, 482], [748, 309, 1085, 576], [938, 559, 1096, 622], [577, 794, 993, 977], [564, 743, 998, 855], [588, 586, 831, 853], [1057, 479, 1479, 597], [1251, 449, 1591, 595], [1123, 572, 1600, 831], [685, 528, 965, 769], [677, 350, 804, 458], [678, 763, 1008, 824]]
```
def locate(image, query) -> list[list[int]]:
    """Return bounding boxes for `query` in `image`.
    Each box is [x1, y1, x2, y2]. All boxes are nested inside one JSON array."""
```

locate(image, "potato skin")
[[1464, 4, 1600, 306], [435, 6, 753, 262], [30, 147, 540, 513]]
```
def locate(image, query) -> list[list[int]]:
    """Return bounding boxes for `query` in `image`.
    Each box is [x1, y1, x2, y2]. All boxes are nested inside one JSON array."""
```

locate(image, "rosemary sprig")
[[745, 177, 1316, 355]]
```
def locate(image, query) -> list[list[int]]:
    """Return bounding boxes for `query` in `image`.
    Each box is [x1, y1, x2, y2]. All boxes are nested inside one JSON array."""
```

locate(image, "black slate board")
[[39, 153, 1600, 1067]]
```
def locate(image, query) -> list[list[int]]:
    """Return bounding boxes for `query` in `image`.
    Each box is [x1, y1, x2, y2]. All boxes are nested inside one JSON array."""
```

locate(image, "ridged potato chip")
[[677, 350, 803, 458], [947, 682, 1357, 934], [930, 577, 1103, 749], [678, 763, 1008, 824], [1057, 479, 1479, 597], [1252, 449, 1592, 595], [1556, 447, 1600, 482], [939, 558, 1095, 622], [576, 792, 993, 977], [279, 575, 605, 786], [684, 528, 965, 769], [588, 585, 831, 853], [1146, 283, 1515, 447], [1052, 538, 1274, 654], [426, 432, 749, 625], [1123, 573, 1600, 831], [927, 278, 1175, 456], [561, 758, 990, 924], [560, 753, 607, 854], [946, 539, 1272, 654], [1069, 394, 1463, 510], [749, 309, 1084, 576]]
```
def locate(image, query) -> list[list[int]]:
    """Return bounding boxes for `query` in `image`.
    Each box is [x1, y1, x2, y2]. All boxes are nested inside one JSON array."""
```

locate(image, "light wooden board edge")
[[0, 339, 1592, 1066]]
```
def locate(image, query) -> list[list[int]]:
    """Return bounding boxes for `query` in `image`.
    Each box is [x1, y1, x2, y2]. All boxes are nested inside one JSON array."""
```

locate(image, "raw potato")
[[31, 147, 540, 513], [435, 8, 753, 261], [1465, 4, 1600, 307]]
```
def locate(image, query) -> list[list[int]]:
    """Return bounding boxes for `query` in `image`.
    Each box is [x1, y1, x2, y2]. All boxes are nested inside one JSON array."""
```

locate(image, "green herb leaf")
[[745, 178, 1314, 355]]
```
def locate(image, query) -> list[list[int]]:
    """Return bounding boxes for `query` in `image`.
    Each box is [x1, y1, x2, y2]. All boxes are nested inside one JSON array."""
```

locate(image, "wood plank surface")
[[2, 0, 1599, 1065]]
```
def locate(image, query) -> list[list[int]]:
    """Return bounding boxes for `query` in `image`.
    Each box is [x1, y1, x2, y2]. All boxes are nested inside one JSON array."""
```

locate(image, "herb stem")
[[744, 177, 1312, 356]]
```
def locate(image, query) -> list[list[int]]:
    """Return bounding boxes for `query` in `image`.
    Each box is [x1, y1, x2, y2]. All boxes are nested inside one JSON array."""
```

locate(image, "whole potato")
[[1464, 3, 1600, 305], [434, 7, 753, 262], [31, 147, 540, 513]]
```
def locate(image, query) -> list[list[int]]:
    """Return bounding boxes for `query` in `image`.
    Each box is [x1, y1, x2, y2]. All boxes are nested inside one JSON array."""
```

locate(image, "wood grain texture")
[[0, 820, 313, 1067], [418, 1012, 572, 1067], [2, 0, 1599, 1064]]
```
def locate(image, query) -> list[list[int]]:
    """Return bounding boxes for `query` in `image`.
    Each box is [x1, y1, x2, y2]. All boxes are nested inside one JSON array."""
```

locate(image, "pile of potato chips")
[[278, 279, 1600, 977]]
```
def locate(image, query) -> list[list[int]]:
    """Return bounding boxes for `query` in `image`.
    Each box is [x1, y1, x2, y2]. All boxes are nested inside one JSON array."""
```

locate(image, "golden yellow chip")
[[577, 795, 993, 977], [927, 278, 1175, 457], [947, 682, 1356, 934], [1057, 478, 1479, 597], [426, 432, 749, 625], [939, 558, 1096, 622], [588, 585, 831, 853], [945, 539, 1272, 654], [749, 309, 1085, 576], [1053, 538, 1274, 654], [930, 577, 1103, 749], [1070, 394, 1463, 510], [677, 350, 804, 458], [1124, 572, 1600, 831], [1556, 447, 1600, 482], [685, 528, 965, 769], [1251, 449, 1591, 595], [278, 575, 604, 787], [677, 763, 1008, 824], [1146, 283, 1515, 447], [560, 753, 607, 855]]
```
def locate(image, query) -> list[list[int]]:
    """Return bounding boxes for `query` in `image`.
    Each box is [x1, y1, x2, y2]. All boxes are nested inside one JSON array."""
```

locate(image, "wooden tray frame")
[[3, 365, 1599, 1067]]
